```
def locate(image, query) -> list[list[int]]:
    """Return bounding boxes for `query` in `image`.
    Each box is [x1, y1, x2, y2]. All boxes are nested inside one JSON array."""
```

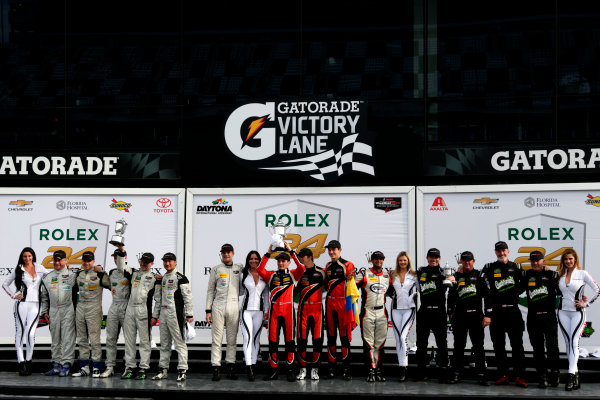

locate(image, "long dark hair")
[[242, 250, 261, 282], [17, 247, 37, 268], [15, 247, 37, 300]]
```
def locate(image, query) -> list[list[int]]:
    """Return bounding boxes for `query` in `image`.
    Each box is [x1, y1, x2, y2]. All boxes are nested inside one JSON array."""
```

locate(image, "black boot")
[[399, 366, 407, 382], [538, 373, 548, 389], [246, 365, 255, 382], [24, 360, 32, 376], [548, 370, 559, 387], [212, 366, 221, 381], [263, 367, 278, 381], [226, 363, 238, 380], [565, 373, 575, 391], [18, 362, 26, 376], [574, 372, 580, 390]]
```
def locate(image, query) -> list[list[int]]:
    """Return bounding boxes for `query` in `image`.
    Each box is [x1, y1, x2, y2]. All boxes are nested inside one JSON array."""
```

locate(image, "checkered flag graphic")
[[260, 134, 374, 181]]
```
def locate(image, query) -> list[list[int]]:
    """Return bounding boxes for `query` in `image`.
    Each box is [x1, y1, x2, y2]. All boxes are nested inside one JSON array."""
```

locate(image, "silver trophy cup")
[[109, 219, 128, 247], [442, 261, 456, 287], [268, 218, 290, 251]]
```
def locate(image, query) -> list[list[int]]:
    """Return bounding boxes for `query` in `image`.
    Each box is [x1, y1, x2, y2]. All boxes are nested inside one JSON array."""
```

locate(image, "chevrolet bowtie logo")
[[9, 200, 33, 207], [473, 197, 498, 205]]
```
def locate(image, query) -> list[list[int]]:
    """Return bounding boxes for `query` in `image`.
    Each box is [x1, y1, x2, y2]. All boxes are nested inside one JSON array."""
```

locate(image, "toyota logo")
[[156, 198, 172, 208]]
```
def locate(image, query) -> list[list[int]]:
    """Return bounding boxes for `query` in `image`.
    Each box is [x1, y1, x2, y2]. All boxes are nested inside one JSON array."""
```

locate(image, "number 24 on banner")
[[514, 246, 572, 270], [41, 246, 98, 269]]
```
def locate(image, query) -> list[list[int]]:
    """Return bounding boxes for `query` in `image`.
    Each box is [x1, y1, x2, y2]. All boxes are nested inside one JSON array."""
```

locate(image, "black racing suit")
[[481, 260, 525, 377], [415, 265, 448, 372], [523, 268, 560, 376], [447, 268, 490, 377]]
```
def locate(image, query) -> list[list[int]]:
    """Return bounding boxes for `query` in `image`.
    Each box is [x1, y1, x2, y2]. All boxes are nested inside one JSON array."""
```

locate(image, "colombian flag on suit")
[[344, 276, 360, 330]]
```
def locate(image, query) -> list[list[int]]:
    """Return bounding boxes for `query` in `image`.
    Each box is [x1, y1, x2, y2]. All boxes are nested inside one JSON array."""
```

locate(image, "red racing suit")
[[325, 258, 355, 366], [257, 252, 305, 368], [296, 265, 326, 367]]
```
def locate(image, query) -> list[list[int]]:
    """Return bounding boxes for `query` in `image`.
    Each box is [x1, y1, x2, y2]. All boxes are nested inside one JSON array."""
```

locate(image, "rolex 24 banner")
[[186, 187, 414, 344], [0, 188, 184, 344], [419, 183, 600, 348]]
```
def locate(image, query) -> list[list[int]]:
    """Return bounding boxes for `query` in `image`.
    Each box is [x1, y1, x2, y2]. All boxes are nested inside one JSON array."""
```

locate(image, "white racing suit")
[[118, 254, 162, 370], [356, 268, 390, 369], [40, 267, 78, 367], [206, 262, 242, 366], [101, 263, 132, 368], [76, 268, 108, 370], [158, 269, 193, 371]]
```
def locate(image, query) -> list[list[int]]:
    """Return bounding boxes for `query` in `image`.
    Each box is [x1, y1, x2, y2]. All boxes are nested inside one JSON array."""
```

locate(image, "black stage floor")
[[0, 372, 599, 400]]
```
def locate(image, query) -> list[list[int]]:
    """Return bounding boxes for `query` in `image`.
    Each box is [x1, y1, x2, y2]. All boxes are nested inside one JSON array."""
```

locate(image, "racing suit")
[[415, 265, 449, 375], [523, 268, 560, 381], [75, 267, 108, 370], [101, 261, 132, 368], [257, 252, 305, 369], [296, 265, 326, 368], [40, 266, 78, 367], [325, 258, 355, 368], [447, 268, 490, 378], [206, 262, 243, 367], [356, 267, 390, 370], [481, 260, 525, 378], [118, 253, 162, 370], [157, 268, 193, 371]]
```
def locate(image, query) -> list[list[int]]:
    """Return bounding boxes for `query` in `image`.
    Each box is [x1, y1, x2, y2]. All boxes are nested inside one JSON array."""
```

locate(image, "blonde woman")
[[386, 251, 417, 382], [557, 249, 600, 391]]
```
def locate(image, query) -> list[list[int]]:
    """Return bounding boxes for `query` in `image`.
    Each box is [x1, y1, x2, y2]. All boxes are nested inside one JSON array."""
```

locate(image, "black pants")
[[416, 309, 448, 369], [527, 312, 559, 375], [452, 312, 486, 374], [490, 308, 525, 377]]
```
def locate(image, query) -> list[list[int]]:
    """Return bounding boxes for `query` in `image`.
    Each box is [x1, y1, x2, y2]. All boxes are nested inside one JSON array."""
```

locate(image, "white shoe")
[[152, 368, 168, 380], [72, 365, 90, 377], [92, 368, 101, 378], [177, 370, 187, 382], [99, 366, 114, 378], [311, 368, 320, 380], [296, 367, 307, 380]]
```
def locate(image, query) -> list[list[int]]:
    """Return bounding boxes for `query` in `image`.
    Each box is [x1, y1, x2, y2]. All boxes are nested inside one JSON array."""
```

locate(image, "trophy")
[[442, 261, 456, 287], [268, 218, 290, 251], [365, 252, 373, 264], [109, 219, 128, 247]]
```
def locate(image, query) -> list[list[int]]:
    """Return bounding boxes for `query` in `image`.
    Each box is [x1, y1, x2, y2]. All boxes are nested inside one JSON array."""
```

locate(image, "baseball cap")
[[53, 250, 67, 260], [220, 243, 234, 252], [140, 252, 154, 263], [298, 248, 313, 258], [162, 252, 177, 261], [529, 250, 544, 261], [81, 251, 95, 261], [460, 251, 474, 261], [427, 248, 441, 258], [111, 249, 119, 257], [495, 241, 509, 250], [371, 251, 385, 260], [275, 252, 291, 261], [325, 240, 341, 249]]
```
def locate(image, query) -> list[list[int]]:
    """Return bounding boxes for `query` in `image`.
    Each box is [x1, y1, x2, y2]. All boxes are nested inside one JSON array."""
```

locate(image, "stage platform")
[[0, 371, 599, 400]]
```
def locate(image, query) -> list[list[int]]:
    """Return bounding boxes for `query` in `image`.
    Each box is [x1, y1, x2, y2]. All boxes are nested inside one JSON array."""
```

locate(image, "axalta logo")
[[8, 200, 33, 211], [430, 197, 448, 211], [224, 100, 374, 182], [110, 198, 131, 212], [154, 198, 174, 214], [585, 194, 600, 207], [473, 197, 499, 210], [197, 198, 232, 215]]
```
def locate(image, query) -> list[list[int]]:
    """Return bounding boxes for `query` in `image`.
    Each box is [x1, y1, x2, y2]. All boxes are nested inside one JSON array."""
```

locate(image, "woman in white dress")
[[2, 247, 48, 376], [557, 249, 600, 391]]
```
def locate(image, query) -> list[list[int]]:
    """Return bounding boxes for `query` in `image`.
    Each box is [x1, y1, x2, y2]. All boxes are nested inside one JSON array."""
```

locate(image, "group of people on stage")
[[3, 239, 600, 391], [2, 245, 193, 382]]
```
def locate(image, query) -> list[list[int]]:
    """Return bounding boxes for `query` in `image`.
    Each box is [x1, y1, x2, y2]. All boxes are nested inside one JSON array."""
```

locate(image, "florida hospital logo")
[[224, 100, 374, 182]]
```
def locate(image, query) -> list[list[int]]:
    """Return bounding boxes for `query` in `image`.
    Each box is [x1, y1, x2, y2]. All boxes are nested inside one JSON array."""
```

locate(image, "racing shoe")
[[59, 362, 71, 377], [212, 366, 221, 381], [287, 367, 296, 382], [152, 368, 169, 380], [135, 369, 147, 380], [515, 376, 528, 388], [99, 366, 114, 378], [375, 368, 386, 382], [18, 362, 26, 376], [565, 373, 575, 391], [322, 366, 335, 380], [121, 367, 135, 380], [44, 363, 61, 376], [176, 370, 187, 382], [366, 368, 376, 382], [246, 365, 255, 382], [495, 375, 509, 385], [398, 366, 407, 382], [296, 367, 307, 380], [92, 368, 101, 378], [72, 365, 90, 377], [310, 368, 320, 380], [342, 367, 352, 381], [23, 360, 32, 376], [574, 372, 580, 390], [477, 374, 490, 386], [538, 373, 548, 389], [225, 363, 238, 380], [263, 367, 278, 381], [548, 370, 559, 387]]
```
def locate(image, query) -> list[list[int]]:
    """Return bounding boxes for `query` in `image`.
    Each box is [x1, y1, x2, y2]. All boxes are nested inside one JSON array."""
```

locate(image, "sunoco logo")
[[110, 198, 131, 212], [585, 194, 600, 207], [224, 100, 374, 182], [196, 198, 232, 215]]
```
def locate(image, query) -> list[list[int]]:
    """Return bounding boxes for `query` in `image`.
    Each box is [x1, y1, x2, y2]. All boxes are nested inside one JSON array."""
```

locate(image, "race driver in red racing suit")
[[257, 242, 305, 382], [324, 240, 356, 381]]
